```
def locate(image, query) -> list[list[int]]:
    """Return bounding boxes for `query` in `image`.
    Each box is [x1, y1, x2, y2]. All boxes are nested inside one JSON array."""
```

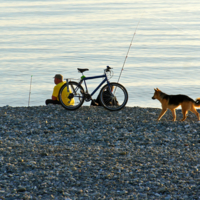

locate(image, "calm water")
[[1, 0, 200, 108]]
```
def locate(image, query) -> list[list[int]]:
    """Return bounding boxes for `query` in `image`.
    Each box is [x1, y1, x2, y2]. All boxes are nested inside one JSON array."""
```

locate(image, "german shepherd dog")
[[152, 88, 200, 121]]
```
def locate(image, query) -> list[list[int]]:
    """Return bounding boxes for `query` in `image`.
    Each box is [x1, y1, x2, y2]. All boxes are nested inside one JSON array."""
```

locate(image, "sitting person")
[[91, 85, 119, 106], [45, 74, 74, 106]]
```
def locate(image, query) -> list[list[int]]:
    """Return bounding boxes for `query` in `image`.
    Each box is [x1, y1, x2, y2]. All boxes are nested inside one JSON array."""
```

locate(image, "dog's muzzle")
[[152, 97, 155, 100]]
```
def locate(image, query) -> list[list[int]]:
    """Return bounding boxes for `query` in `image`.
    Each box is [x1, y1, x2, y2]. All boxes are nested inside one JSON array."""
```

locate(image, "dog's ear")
[[154, 88, 156, 91], [155, 88, 161, 91]]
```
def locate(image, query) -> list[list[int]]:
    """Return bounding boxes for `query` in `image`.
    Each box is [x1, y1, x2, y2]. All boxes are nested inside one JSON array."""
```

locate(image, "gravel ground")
[[0, 105, 200, 200]]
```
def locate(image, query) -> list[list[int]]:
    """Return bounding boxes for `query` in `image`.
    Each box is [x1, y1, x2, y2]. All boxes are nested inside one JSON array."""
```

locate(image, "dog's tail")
[[194, 98, 200, 107]]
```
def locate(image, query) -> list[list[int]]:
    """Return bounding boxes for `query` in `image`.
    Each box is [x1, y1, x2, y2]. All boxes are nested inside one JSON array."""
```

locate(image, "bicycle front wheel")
[[59, 81, 85, 110], [99, 82, 128, 111]]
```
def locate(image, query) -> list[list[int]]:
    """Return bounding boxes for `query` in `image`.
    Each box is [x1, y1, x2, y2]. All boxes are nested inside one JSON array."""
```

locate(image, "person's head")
[[54, 74, 63, 84], [107, 85, 114, 92]]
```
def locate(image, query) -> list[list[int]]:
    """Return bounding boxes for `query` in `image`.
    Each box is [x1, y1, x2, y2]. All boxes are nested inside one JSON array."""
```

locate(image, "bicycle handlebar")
[[105, 66, 112, 72]]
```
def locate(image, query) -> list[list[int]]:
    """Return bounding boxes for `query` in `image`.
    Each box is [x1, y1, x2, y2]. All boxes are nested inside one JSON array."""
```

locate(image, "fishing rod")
[[153, 16, 200, 40], [117, 17, 142, 84], [116, 13, 198, 85], [28, 75, 33, 107]]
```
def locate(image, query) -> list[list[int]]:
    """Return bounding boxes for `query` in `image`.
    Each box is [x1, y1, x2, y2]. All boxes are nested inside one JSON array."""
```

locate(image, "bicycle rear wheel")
[[99, 82, 128, 111], [59, 81, 85, 110]]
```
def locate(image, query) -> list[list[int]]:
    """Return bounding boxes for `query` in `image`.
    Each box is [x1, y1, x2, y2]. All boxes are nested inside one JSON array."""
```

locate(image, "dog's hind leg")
[[157, 108, 167, 121], [181, 106, 188, 121], [170, 109, 176, 121], [190, 105, 200, 121]]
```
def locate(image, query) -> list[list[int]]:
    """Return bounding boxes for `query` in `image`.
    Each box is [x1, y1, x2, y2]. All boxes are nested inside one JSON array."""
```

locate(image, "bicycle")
[[59, 66, 128, 111]]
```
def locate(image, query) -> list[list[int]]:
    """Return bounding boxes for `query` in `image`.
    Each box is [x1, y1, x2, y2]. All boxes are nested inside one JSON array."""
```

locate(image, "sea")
[[1, 0, 200, 108]]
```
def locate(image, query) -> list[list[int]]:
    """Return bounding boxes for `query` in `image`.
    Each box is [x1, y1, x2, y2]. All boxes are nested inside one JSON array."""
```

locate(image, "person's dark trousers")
[[90, 99, 99, 106], [45, 99, 61, 105]]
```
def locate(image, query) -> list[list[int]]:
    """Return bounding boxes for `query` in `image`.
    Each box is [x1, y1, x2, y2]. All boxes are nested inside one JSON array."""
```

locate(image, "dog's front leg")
[[157, 108, 167, 121], [170, 109, 176, 121]]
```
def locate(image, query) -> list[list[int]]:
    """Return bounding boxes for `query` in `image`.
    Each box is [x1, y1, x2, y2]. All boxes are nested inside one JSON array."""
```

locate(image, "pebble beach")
[[0, 105, 200, 200]]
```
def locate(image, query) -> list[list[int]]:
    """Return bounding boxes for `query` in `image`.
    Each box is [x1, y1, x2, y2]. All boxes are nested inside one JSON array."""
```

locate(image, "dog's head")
[[152, 88, 161, 100]]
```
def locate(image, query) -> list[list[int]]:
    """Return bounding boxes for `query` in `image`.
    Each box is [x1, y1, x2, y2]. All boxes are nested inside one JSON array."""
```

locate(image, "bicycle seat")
[[77, 68, 89, 73]]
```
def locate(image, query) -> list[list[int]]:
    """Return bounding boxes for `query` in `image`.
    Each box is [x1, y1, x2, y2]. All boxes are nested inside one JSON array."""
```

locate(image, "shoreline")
[[0, 106, 200, 199]]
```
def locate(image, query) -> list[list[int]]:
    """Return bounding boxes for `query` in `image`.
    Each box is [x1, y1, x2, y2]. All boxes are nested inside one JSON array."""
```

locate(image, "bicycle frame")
[[79, 73, 111, 96], [60, 67, 128, 111]]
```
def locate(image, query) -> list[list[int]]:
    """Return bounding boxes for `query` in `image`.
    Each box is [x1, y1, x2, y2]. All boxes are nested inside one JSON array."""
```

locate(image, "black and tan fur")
[[152, 88, 200, 121]]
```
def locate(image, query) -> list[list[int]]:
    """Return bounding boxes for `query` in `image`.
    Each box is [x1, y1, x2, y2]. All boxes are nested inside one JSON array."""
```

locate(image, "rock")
[[17, 187, 26, 192], [157, 187, 168, 194], [0, 106, 199, 199]]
